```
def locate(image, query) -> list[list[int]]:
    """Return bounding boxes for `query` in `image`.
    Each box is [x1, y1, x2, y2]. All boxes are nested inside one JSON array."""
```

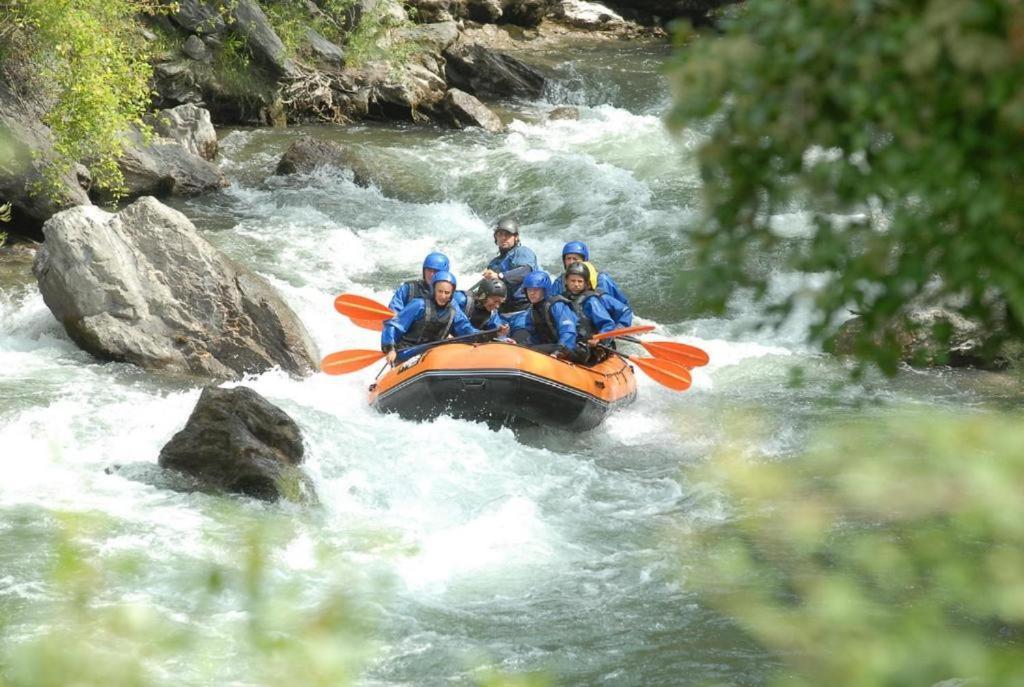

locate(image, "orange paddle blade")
[[589, 325, 656, 344], [334, 294, 394, 321], [640, 340, 710, 368], [628, 355, 692, 391], [351, 318, 385, 332], [320, 349, 385, 375]]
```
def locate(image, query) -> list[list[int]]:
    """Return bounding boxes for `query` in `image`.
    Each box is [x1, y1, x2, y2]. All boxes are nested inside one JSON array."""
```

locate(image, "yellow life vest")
[[582, 261, 599, 290]]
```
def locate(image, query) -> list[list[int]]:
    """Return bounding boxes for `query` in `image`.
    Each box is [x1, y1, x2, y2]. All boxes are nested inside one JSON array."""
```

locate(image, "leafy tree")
[[680, 410, 1024, 686], [667, 0, 1024, 372], [2, 0, 163, 197]]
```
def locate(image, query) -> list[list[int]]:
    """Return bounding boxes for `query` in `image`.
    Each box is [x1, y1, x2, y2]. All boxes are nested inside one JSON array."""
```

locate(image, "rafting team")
[[381, 217, 633, 366]]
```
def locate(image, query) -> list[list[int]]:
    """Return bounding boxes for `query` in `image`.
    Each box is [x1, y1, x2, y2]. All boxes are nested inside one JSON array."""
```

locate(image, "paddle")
[[622, 336, 710, 368], [351, 318, 385, 332], [334, 294, 395, 322], [320, 349, 385, 375], [588, 324, 655, 344], [321, 328, 503, 375], [600, 347, 692, 391]]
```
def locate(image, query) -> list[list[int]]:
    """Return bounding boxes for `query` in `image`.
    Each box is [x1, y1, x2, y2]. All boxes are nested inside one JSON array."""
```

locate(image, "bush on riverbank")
[[1, 0, 161, 197], [679, 410, 1024, 685], [668, 0, 1024, 374]]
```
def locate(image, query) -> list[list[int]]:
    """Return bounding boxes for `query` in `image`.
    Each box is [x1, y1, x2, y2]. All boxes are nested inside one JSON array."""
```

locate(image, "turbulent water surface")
[[1, 40, 1019, 685]]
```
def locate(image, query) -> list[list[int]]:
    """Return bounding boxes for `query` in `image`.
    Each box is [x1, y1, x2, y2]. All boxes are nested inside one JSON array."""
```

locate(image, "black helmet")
[[480, 279, 507, 299], [565, 262, 591, 281], [493, 217, 520, 235]]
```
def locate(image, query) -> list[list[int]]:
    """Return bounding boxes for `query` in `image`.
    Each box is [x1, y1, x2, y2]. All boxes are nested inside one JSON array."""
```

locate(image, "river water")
[[1, 39, 1020, 685]]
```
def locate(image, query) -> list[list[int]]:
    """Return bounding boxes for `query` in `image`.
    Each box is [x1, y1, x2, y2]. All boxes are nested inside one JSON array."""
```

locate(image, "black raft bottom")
[[371, 369, 635, 432]]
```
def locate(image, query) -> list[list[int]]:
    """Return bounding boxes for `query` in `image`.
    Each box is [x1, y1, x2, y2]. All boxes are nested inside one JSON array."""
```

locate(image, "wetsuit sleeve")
[[452, 290, 468, 311], [486, 311, 505, 330], [381, 299, 425, 351], [598, 272, 630, 308], [548, 277, 564, 297], [551, 301, 579, 350], [602, 293, 633, 328], [388, 282, 410, 313], [449, 307, 483, 338], [584, 297, 617, 335]]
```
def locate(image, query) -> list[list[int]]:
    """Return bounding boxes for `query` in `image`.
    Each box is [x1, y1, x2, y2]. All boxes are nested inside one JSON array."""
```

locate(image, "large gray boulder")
[[443, 37, 545, 100], [147, 104, 219, 161], [33, 197, 319, 379], [100, 126, 227, 201], [302, 28, 346, 67], [171, 0, 227, 34], [232, 0, 298, 78], [393, 21, 460, 54], [601, 0, 740, 23], [498, 0, 553, 25], [159, 386, 316, 503]]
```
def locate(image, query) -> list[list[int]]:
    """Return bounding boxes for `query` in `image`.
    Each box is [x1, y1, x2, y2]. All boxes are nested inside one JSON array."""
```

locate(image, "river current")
[[1, 40, 1019, 685]]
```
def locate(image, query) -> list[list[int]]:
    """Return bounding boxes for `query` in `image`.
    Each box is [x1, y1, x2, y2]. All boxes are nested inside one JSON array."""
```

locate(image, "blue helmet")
[[431, 270, 456, 289], [561, 241, 589, 261], [523, 271, 551, 293], [423, 252, 449, 272]]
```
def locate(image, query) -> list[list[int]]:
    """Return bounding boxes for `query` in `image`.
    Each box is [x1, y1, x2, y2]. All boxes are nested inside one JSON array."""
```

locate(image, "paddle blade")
[[351, 318, 385, 332], [589, 324, 656, 343], [334, 294, 394, 321], [641, 340, 710, 368], [629, 355, 692, 391], [320, 349, 385, 375]]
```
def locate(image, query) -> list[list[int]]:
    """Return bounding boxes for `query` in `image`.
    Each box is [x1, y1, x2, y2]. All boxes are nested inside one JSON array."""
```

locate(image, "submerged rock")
[[158, 386, 316, 503], [274, 135, 373, 185], [33, 197, 319, 379], [548, 105, 580, 120], [443, 88, 504, 132], [831, 307, 1004, 369]]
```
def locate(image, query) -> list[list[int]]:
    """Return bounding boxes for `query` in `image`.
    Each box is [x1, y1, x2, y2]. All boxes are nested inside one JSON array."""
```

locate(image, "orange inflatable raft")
[[368, 341, 637, 430]]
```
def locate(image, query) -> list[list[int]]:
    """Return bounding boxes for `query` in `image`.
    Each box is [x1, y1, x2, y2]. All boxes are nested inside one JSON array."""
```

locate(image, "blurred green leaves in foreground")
[[668, 0, 1024, 372], [0, 514, 373, 687], [681, 409, 1024, 686]]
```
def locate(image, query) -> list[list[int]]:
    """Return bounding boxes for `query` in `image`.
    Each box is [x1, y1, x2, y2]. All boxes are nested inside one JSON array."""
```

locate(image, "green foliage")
[[680, 410, 1024, 686], [667, 0, 1024, 372], [5, 0, 165, 198], [0, 512, 372, 686]]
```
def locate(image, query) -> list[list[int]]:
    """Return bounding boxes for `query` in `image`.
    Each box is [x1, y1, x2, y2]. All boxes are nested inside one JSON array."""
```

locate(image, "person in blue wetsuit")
[[563, 262, 633, 331], [522, 271, 589, 364], [388, 252, 449, 314], [549, 241, 630, 307], [452, 279, 508, 330], [481, 217, 539, 344], [382, 271, 499, 365]]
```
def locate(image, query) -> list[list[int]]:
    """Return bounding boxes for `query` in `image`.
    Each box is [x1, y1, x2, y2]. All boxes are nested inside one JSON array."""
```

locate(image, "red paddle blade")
[[641, 340, 710, 368], [590, 324, 656, 344], [628, 355, 692, 391], [351, 318, 385, 332], [320, 349, 385, 375], [334, 294, 394, 321]]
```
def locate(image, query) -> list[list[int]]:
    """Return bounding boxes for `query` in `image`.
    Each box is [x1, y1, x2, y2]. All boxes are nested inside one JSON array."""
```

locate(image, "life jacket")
[[528, 295, 573, 345], [569, 289, 606, 342], [398, 298, 454, 349], [403, 278, 432, 304], [463, 297, 493, 329]]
